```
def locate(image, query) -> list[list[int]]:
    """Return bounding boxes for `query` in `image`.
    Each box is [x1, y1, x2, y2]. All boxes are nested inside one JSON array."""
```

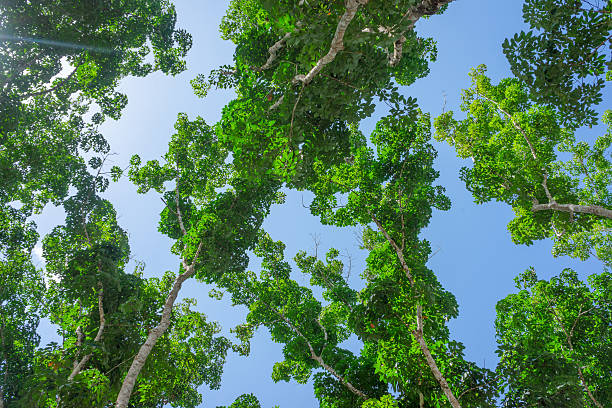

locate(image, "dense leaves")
[[503, 0, 612, 127], [496, 268, 612, 407]]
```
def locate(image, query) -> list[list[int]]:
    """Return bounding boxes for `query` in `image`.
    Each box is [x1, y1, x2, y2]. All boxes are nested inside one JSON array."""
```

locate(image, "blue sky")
[[34, 1, 608, 407]]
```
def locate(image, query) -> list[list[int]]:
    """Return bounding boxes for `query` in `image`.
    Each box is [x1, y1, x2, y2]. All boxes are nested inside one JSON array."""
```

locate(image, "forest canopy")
[[0, 0, 610, 407]]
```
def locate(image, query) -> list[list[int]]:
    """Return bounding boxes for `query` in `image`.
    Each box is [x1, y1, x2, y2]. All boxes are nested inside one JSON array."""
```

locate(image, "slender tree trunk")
[[412, 305, 462, 408], [114, 266, 195, 408], [412, 331, 462, 407]]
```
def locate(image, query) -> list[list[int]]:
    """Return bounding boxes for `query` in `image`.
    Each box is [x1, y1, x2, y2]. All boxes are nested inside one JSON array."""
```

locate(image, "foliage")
[[0, 0, 191, 215], [14, 187, 230, 408], [0, 253, 45, 405], [503, 0, 612, 127], [434, 66, 612, 267], [496, 268, 612, 407], [207, 112, 497, 408]]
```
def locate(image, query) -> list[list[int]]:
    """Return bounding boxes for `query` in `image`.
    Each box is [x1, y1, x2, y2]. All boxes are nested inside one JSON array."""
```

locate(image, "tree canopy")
[[0, 0, 610, 407]]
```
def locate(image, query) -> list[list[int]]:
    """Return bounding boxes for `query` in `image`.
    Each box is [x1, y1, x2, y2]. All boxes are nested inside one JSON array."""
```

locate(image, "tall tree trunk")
[[114, 266, 195, 408]]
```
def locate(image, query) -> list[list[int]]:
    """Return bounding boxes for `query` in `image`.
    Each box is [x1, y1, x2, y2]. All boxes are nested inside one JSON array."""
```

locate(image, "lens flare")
[[0, 34, 114, 54]]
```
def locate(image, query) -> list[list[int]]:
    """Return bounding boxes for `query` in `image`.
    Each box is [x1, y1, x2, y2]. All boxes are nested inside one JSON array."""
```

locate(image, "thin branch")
[[457, 375, 499, 400], [546, 299, 604, 408], [261, 300, 368, 400], [67, 282, 106, 382], [315, 318, 329, 355], [478, 93, 538, 161], [320, 73, 362, 90], [369, 208, 463, 408], [289, 84, 306, 141], [367, 210, 415, 285]]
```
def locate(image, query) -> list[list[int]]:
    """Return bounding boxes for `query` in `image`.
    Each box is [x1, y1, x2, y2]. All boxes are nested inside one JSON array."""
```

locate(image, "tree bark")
[[368, 211, 462, 408], [257, 32, 292, 71], [411, 305, 462, 408]]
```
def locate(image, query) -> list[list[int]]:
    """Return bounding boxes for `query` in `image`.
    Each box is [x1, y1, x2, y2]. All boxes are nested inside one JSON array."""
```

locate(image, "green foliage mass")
[[503, 0, 612, 127], [496, 268, 612, 407], [15, 189, 230, 408]]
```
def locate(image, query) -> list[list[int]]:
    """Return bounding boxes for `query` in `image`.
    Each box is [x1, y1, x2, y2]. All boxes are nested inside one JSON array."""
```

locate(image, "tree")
[[116, 113, 281, 407], [434, 66, 612, 268], [14, 180, 230, 408], [496, 268, 612, 407], [0, 2, 194, 405], [0, 0, 192, 215]]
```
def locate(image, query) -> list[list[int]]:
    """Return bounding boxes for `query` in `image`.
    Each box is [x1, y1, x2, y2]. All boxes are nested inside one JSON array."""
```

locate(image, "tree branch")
[[260, 299, 368, 400], [257, 32, 293, 72], [21, 64, 81, 99], [368, 209, 463, 408], [480, 92, 612, 221], [546, 300, 603, 408], [67, 282, 106, 382], [410, 306, 463, 408], [367, 210, 415, 285], [292, 0, 369, 86], [532, 201, 612, 220]]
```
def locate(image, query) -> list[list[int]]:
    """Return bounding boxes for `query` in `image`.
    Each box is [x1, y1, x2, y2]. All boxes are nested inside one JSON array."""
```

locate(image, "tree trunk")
[[115, 267, 194, 408]]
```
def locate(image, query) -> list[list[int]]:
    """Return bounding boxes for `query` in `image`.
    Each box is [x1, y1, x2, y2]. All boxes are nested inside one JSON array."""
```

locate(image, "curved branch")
[[479, 92, 612, 221], [257, 32, 293, 72]]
